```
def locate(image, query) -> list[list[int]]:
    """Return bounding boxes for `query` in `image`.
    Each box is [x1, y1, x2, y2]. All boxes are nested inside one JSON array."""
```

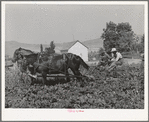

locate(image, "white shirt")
[[111, 52, 122, 61]]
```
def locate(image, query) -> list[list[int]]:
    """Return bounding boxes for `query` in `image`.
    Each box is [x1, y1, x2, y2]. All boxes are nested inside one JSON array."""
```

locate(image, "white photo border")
[[1, 1, 148, 121]]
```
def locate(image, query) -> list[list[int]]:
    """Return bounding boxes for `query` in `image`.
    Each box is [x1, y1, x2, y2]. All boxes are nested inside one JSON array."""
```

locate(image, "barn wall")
[[68, 42, 88, 61]]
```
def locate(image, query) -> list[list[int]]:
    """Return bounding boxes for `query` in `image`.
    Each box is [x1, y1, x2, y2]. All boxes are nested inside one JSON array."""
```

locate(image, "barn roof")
[[61, 40, 88, 51]]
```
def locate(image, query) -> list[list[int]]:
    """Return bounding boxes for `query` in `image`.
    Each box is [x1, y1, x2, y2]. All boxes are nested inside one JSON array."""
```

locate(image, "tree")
[[45, 41, 55, 55], [98, 47, 105, 55], [50, 41, 55, 51], [101, 21, 135, 52], [131, 34, 144, 54], [40, 44, 43, 52], [138, 34, 144, 53], [101, 21, 118, 52]]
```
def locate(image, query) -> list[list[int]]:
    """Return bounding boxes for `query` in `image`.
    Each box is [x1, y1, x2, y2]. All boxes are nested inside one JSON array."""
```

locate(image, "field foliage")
[[5, 63, 144, 109]]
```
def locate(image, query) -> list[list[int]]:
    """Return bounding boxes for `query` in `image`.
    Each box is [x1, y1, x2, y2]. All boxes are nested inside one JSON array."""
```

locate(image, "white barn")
[[61, 40, 88, 61]]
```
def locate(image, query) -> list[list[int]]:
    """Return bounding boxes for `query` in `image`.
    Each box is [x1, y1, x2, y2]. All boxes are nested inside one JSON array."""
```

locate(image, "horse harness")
[[31, 53, 68, 74]]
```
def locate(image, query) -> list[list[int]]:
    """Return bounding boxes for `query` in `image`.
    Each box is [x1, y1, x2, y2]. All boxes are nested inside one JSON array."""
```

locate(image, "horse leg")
[[71, 68, 82, 81], [41, 72, 47, 85], [29, 68, 36, 85], [72, 69, 86, 87], [66, 70, 70, 82], [30, 77, 35, 85], [20, 72, 23, 81]]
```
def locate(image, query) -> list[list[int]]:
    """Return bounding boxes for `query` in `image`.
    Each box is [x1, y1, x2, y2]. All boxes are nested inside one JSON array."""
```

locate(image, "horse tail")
[[78, 56, 89, 70]]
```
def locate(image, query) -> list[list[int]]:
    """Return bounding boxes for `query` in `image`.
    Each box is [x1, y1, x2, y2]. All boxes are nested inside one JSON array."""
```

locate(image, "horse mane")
[[65, 53, 89, 70], [18, 47, 35, 53]]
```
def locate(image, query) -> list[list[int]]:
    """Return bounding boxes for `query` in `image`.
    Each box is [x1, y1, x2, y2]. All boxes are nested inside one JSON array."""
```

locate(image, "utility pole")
[[72, 34, 75, 41], [40, 44, 43, 52], [71, 25, 75, 41]]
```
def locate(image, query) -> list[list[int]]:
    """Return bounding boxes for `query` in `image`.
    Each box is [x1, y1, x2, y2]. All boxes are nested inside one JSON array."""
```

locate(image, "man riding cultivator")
[[98, 48, 123, 73], [107, 48, 123, 72]]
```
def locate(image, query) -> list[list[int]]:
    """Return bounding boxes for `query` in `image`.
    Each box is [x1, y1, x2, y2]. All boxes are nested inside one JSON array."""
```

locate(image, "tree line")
[[89, 21, 144, 61], [40, 41, 55, 55], [101, 21, 144, 54], [40, 21, 144, 61]]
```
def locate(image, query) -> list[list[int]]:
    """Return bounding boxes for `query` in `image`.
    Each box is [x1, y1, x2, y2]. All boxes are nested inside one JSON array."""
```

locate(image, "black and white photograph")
[[2, 1, 148, 121]]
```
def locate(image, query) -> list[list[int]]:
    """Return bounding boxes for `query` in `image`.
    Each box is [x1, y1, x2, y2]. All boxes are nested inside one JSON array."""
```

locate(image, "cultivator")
[[6, 60, 125, 83], [86, 65, 107, 80], [27, 66, 91, 81], [86, 64, 125, 80]]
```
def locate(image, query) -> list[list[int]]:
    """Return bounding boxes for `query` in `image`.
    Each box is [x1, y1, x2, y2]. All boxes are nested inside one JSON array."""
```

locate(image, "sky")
[[5, 3, 144, 44]]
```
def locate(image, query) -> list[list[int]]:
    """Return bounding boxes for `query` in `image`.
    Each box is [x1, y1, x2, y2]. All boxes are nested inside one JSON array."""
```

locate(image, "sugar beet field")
[[5, 62, 144, 109]]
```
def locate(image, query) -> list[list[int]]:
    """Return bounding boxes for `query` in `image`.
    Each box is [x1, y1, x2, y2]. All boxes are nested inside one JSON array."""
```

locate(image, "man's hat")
[[111, 48, 117, 52]]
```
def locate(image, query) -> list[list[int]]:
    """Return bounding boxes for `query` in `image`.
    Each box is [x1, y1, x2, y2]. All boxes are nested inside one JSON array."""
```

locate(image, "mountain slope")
[[83, 38, 103, 48], [5, 38, 103, 57]]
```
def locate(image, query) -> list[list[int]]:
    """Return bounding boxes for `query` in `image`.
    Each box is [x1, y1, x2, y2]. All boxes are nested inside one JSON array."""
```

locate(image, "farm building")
[[61, 40, 88, 61]]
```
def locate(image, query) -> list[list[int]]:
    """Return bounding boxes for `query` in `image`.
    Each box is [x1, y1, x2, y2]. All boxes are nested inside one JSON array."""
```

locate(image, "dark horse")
[[35, 53, 89, 84], [12, 47, 38, 80], [12, 47, 35, 62], [22, 53, 89, 84], [12, 47, 35, 69], [12, 48, 89, 85]]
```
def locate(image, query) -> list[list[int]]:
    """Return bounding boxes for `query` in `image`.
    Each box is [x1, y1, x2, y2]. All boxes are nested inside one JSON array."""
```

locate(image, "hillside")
[[5, 41, 62, 57], [60, 38, 103, 53], [5, 38, 103, 57], [83, 38, 103, 48]]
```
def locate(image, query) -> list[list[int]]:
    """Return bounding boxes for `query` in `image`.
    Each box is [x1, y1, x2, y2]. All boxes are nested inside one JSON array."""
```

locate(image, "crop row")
[[5, 63, 144, 108]]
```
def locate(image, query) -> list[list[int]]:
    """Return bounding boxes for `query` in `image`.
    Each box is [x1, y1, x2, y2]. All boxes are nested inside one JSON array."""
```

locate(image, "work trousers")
[[108, 58, 123, 72]]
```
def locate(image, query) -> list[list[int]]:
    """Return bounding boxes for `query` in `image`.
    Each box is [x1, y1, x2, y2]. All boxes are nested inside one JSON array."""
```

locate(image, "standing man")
[[108, 48, 123, 72]]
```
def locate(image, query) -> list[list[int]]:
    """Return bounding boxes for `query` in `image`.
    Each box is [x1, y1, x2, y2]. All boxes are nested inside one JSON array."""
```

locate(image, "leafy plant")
[[5, 62, 144, 109]]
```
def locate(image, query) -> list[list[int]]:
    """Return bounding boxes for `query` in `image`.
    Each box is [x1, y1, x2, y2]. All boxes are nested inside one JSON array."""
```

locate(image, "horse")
[[11, 47, 37, 80], [12, 47, 35, 64], [24, 53, 89, 85]]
